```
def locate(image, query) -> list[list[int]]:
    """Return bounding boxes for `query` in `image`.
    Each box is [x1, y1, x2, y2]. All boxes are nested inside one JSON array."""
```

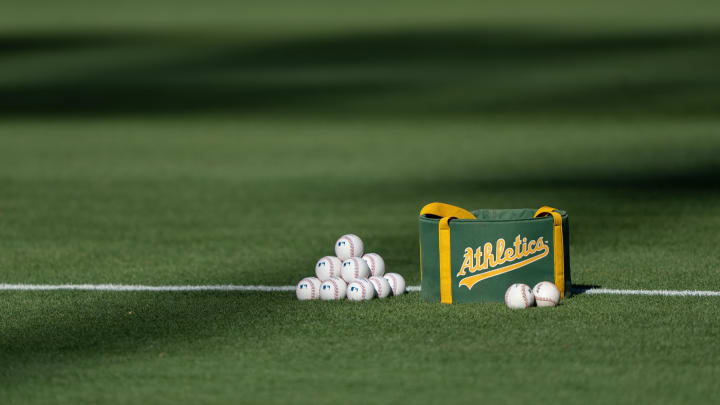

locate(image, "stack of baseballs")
[[504, 281, 561, 309], [296, 234, 406, 301]]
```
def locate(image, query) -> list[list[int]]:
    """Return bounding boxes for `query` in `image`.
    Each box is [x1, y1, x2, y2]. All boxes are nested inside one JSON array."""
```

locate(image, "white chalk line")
[[0, 284, 295, 292], [576, 288, 720, 297], [0, 284, 718, 296]]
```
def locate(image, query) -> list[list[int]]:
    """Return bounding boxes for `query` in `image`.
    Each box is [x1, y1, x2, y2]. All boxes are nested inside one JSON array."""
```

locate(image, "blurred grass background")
[[1, 0, 718, 287], [1, 1, 720, 403], [2, 0, 720, 118]]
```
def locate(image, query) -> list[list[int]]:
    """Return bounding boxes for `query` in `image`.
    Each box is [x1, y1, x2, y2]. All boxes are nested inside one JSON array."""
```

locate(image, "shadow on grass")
[[394, 159, 720, 200], [571, 284, 603, 295], [1, 26, 720, 117], [0, 32, 150, 55], [0, 291, 298, 384]]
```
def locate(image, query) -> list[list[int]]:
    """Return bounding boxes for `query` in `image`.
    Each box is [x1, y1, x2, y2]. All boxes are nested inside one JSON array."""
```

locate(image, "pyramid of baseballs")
[[504, 281, 561, 309], [296, 234, 406, 301]]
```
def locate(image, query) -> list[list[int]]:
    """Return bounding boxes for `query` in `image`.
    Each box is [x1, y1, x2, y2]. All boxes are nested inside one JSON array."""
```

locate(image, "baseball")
[[368, 276, 391, 298], [347, 278, 375, 301], [320, 277, 348, 300], [383, 273, 406, 296], [505, 283, 535, 309], [335, 234, 364, 260], [533, 281, 560, 307], [362, 253, 385, 277], [315, 256, 343, 280], [341, 257, 370, 283], [296, 277, 322, 300]]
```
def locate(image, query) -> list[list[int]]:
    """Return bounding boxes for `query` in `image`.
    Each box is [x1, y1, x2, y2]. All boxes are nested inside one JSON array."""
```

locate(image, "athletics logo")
[[456, 235, 549, 290]]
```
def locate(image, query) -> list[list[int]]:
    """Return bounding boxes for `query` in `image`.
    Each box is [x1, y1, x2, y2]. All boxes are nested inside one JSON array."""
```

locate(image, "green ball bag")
[[418, 202, 571, 304]]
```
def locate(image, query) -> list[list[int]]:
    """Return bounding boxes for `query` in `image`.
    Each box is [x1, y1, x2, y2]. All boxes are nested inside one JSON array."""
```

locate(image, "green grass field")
[[1, 1, 720, 403]]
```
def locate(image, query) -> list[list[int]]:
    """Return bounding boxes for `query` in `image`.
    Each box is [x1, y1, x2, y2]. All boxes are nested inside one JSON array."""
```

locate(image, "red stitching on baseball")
[[536, 296, 558, 305], [328, 278, 338, 300], [327, 257, 335, 276], [352, 258, 359, 279], [303, 278, 316, 299], [366, 255, 376, 275], [342, 235, 355, 258], [521, 286, 528, 308], [370, 278, 382, 297]]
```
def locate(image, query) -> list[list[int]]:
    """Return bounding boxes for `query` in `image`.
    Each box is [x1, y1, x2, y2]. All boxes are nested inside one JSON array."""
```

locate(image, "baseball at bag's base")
[[505, 283, 535, 309], [347, 278, 375, 301], [368, 276, 391, 298], [320, 277, 347, 300], [533, 281, 560, 307], [383, 273, 406, 296], [296, 277, 322, 300], [362, 253, 385, 277], [341, 257, 370, 283], [315, 256, 343, 280], [335, 234, 364, 260]]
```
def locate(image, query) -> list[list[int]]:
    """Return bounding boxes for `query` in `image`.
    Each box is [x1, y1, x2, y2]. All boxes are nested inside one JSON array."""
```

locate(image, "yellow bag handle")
[[420, 202, 476, 221], [420, 202, 476, 304], [533, 206, 566, 298]]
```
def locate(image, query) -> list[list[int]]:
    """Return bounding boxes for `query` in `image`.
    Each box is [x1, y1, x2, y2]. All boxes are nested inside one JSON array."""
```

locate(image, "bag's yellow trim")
[[533, 206, 565, 298], [438, 217, 453, 303], [420, 202, 476, 221], [420, 202, 476, 304]]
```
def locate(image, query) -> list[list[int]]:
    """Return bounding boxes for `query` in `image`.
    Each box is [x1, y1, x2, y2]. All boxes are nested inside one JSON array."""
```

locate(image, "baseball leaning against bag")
[[533, 281, 560, 307], [505, 281, 561, 309]]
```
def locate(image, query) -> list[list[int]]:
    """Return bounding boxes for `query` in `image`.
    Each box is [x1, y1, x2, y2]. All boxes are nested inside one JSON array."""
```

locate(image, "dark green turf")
[[2, 292, 720, 404], [1, 0, 720, 403]]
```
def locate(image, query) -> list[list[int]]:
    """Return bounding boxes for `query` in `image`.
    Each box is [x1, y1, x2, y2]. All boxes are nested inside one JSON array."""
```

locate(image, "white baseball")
[[296, 277, 322, 300], [533, 281, 560, 307], [320, 277, 348, 300], [383, 273, 406, 296], [341, 257, 370, 283], [334, 234, 364, 260], [368, 276, 391, 299], [315, 256, 343, 280], [362, 253, 385, 277], [505, 283, 535, 309], [347, 278, 374, 301]]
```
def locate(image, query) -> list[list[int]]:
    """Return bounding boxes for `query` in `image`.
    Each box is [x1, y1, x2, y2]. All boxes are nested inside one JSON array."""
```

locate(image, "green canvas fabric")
[[420, 208, 571, 303]]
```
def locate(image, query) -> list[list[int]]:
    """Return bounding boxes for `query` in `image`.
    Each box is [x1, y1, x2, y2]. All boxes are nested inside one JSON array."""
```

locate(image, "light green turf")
[[1, 0, 720, 403]]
